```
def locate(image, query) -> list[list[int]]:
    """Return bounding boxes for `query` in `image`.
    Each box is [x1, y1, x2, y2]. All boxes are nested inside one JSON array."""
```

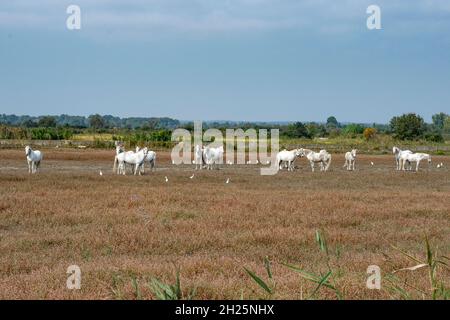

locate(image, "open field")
[[0, 149, 449, 299]]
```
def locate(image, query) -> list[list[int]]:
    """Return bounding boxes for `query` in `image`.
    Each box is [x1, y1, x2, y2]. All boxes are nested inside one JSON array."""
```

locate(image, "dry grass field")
[[0, 148, 449, 300]]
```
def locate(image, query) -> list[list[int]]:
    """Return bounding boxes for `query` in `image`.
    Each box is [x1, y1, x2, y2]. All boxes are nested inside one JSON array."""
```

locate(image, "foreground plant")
[[281, 230, 343, 300], [386, 236, 449, 300], [244, 256, 275, 298], [149, 268, 196, 300], [245, 230, 343, 299]]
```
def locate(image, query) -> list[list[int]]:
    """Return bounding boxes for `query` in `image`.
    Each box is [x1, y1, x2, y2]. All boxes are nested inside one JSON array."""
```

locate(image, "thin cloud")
[[1, 0, 449, 36]]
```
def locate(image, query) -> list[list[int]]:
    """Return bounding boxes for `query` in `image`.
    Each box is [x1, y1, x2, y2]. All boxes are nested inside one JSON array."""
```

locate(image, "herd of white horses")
[[24, 144, 438, 175]]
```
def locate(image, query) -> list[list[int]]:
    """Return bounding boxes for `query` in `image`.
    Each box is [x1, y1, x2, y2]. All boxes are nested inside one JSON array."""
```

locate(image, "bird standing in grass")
[[165, 176, 168, 183], [226, 178, 230, 184], [190, 174, 194, 179], [99, 170, 103, 176], [371, 162, 374, 166]]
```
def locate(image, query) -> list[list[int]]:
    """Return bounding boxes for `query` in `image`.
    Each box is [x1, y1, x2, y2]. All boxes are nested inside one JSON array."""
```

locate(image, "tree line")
[[0, 112, 448, 142], [279, 113, 449, 142], [0, 114, 180, 130]]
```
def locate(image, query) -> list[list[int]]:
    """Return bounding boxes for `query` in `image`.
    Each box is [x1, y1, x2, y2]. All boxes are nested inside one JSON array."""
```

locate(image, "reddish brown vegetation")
[[0, 149, 448, 299]]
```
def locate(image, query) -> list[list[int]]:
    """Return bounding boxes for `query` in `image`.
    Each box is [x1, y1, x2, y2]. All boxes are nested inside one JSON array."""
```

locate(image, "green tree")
[[21, 119, 37, 128], [326, 116, 339, 128], [88, 114, 105, 130], [389, 113, 426, 140], [38, 116, 57, 128], [305, 123, 327, 138], [444, 116, 450, 133], [432, 112, 448, 129], [342, 124, 365, 136], [284, 122, 310, 138]]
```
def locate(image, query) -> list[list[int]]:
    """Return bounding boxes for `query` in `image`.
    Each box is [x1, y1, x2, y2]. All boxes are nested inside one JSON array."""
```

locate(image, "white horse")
[[276, 149, 301, 171], [343, 149, 357, 171], [299, 148, 331, 172], [135, 147, 156, 174], [141, 150, 156, 174], [204, 145, 223, 170], [25, 146, 43, 174], [117, 147, 148, 175], [113, 144, 125, 173], [400, 152, 431, 172], [194, 145, 205, 170], [393, 147, 412, 171]]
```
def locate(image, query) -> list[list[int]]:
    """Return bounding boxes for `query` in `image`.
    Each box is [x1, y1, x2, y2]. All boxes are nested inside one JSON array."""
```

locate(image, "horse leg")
[[27, 160, 31, 174], [310, 161, 314, 172]]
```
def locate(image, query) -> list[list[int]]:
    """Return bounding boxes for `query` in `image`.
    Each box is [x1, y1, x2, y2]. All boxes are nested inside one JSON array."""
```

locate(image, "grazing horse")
[[400, 152, 431, 172], [299, 148, 331, 172], [117, 147, 148, 175], [393, 147, 412, 171], [343, 149, 357, 171], [276, 149, 301, 171], [25, 146, 43, 174], [203, 145, 223, 170], [194, 145, 204, 170]]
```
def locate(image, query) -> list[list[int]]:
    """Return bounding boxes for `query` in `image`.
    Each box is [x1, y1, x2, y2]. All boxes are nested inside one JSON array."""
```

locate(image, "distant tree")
[[424, 131, 444, 142], [284, 122, 310, 138], [21, 119, 37, 128], [147, 118, 160, 130], [88, 114, 105, 130], [326, 116, 339, 128], [343, 124, 365, 136], [432, 112, 448, 129], [38, 116, 57, 128], [363, 127, 377, 140], [389, 113, 425, 140], [305, 122, 327, 138], [444, 116, 450, 133]]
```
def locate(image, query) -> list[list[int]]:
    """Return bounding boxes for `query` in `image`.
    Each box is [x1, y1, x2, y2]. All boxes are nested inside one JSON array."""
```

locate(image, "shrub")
[[390, 113, 425, 140], [424, 131, 444, 143], [363, 127, 377, 140]]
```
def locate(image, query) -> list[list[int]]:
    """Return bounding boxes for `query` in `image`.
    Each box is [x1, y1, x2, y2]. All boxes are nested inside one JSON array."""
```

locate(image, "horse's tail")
[[326, 154, 332, 171]]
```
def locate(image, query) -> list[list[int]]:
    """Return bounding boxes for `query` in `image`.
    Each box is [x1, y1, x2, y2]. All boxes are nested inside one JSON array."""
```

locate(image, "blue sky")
[[1, 0, 449, 123]]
